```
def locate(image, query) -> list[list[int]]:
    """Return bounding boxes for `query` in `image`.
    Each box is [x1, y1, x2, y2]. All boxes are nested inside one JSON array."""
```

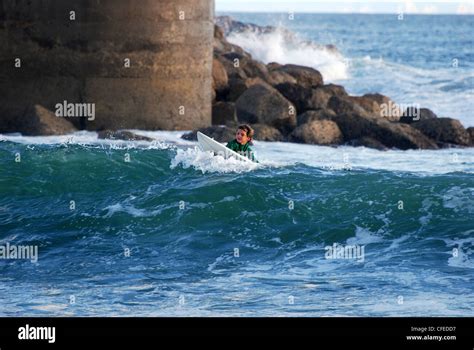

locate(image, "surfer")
[[226, 124, 258, 162]]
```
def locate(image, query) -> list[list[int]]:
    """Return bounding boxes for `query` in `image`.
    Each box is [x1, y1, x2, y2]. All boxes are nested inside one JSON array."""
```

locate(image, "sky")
[[216, 0, 474, 14]]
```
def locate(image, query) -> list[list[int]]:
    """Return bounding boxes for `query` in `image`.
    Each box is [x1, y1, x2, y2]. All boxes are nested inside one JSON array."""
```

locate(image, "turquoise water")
[[1, 135, 473, 316]]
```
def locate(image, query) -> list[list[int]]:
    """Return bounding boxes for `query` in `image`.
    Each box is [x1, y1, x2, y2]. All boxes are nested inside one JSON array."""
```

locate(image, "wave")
[[1, 131, 474, 175], [226, 29, 349, 81]]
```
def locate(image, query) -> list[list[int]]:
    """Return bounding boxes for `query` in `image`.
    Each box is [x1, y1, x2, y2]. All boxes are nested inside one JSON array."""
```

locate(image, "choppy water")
[[0, 132, 473, 316]]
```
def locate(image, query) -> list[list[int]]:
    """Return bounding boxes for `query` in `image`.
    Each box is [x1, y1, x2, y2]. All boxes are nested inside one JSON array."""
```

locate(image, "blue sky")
[[216, 1, 474, 14]]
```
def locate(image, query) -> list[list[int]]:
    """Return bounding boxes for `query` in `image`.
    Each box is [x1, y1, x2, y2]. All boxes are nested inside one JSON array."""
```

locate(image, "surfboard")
[[197, 131, 253, 163]]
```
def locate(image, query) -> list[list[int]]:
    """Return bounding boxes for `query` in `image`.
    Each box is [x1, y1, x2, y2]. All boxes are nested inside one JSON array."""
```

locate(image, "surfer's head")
[[235, 124, 254, 145]]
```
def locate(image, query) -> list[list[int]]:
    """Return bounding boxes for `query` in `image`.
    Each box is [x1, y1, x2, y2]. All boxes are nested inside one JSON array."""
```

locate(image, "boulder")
[[226, 77, 272, 102], [297, 109, 336, 126], [275, 83, 332, 114], [252, 124, 285, 141], [289, 120, 343, 145], [221, 53, 270, 81], [0, 104, 77, 136], [212, 102, 237, 125], [215, 55, 248, 81], [319, 84, 348, 98], [354, 93, 401, 121], [400, 107, 438, 124], [328, 96, 370, 117], [267, 70, 298, 86], [272, 64, 324, 88], [235, 84, 296, 134], [267, 62, 283, 71], [412, 118, 470, 146], [332, 112, 439, 150], [98, 130, 154, 141], [350, 96, 382, 117], [212, 58, 229, 95], [467, 127, 474, 146], [214, 24, 225, 41], [181, 125, 236, 143]]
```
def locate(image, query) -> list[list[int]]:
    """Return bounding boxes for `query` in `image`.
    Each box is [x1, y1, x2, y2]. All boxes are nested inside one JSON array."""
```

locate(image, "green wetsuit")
[[226, 139, 258, 162]]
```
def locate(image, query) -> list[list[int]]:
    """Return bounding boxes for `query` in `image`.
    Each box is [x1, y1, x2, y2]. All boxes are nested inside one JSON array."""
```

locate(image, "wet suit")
[[226, 139, 258, 163]]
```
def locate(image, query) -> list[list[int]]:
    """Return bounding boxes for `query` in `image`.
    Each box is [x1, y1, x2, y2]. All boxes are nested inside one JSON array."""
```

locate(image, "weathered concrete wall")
[[0, 0, 214, 130]]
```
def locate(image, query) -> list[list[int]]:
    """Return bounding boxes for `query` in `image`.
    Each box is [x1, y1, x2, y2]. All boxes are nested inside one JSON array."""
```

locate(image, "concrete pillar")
[[0, 0, 214, 130]]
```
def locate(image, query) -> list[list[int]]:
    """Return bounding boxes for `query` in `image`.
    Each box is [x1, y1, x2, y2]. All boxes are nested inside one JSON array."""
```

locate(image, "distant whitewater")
[[220, 13, 474, 127]]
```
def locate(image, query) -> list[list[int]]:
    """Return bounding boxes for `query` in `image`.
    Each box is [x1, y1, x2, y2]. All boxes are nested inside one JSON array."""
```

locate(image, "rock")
[[289, 120, 343, 145], [332, 112, 439, 150], [98, 130, 154, 141], [400, 107, 438, 124], [214, 24, 225, 41], [319, 84, 348, 97], [350, 96, 382, 117], [467, 127, 474, 146], [273, 64, 324, 88], [297, 109, 336, 126], [211, 88, 217, 103], [215, 55, 248, 81], [0, 104, 77, 136], [216, 16, 281, 37], [267, 70, 297, 86], [242, 60, 270, 81], [222, 53, 270, 81], [363, 93, 401, 121], [212, 102, 237, 125], [252, 124, 285, 141], [212, 58, 229, 94], [328, 96, 370, 117], [275, 83, 332, 114], [226, 77, 272, 102], [267, 62, 283, 71], [181, 125, 236, 143], [235, 84, 296, 134], [412, 118, 470, 146]]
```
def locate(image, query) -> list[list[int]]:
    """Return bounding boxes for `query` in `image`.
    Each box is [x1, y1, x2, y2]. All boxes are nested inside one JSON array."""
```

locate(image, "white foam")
[[256, 140, 474, 175], [0, 130, 173, 149], [170, 146, 259, 174], [442, 186, 474, 214], [226, 30, 349, 82], [346, 226, 384, 246]]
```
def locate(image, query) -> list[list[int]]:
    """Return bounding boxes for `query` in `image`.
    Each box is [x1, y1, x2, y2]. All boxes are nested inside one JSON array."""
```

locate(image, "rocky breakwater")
[[184, 16, 473, 150]]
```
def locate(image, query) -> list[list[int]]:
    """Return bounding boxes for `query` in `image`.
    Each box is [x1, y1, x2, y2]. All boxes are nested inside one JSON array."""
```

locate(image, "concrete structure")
[[0, 0, 214, 131]]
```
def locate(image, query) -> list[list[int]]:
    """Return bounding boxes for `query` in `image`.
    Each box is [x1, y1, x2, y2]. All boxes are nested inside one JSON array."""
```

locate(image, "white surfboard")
[[197, 131, 253, 163]]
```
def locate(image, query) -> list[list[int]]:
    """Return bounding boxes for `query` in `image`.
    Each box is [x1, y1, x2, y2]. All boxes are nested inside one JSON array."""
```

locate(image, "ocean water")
[[220, 13, 474, 127], [0, 131, 473, 316]]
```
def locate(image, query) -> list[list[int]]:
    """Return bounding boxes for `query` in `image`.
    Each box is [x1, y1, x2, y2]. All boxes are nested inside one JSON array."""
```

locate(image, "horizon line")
[[217, 10, 474, 16]]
